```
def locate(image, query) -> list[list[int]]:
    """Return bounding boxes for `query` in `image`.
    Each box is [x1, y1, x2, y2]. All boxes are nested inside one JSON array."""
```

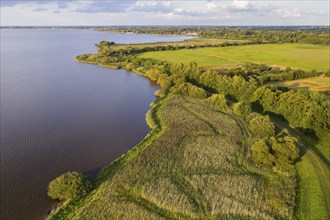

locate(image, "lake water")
[[0, 29, 192, 220]]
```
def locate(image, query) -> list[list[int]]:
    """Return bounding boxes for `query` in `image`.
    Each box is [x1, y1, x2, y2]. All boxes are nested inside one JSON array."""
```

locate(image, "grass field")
[[267, 76, 330, 93], [49, 95, 298, 219], [112, 37, 247, 50], [138, 44, 330, 71], [295, 154, 328, 220]]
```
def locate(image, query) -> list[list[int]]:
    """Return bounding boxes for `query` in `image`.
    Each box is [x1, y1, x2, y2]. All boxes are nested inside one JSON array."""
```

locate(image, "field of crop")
[[267, 76, 330, 93], [138, 44, 330, 71], [50, 95, 297, 219]]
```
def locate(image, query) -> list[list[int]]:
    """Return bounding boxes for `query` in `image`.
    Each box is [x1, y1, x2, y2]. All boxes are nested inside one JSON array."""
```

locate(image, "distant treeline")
[[98, 26, 330, 45], [77, 41, 330, 145]]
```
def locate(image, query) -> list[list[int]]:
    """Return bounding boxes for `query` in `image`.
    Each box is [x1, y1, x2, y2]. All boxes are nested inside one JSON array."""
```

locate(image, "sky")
[[1, 0, 329, 26]]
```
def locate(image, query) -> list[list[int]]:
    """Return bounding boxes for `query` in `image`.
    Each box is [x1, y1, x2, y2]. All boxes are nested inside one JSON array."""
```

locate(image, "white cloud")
[[162, 1, 171, 7], [232, 0, 249, 9], [0, 0, 328, 26], [207, 2, 217, 10], [277, 7, 301, 18]]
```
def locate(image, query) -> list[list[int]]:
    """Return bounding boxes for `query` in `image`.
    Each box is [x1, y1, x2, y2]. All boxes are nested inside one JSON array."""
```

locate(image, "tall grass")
[[50, 95, 298, 219]]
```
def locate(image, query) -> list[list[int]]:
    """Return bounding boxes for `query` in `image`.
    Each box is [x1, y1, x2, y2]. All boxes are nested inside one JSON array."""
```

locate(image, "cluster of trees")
[[252, 86, 330, 144], [99, 26, 330, 45], [251, 137, 299, 168], [48, 172, 91, 201], [77, 41, 329, 146], [224, 64, 321, 84], [207, 94, 230, 111], [245, 114, 299, 173], [198, 28, 330, 45]]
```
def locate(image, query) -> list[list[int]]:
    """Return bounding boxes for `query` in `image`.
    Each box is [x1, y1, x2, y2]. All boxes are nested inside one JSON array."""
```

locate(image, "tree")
[[145, 68, 160, 81], [207, 94, 229, 111], [249, 115, 275, 138], [268, 136, 299, 164], [233, 102, 251, 119], [251, 139, 275, 165], [48, 171, 91, 201]]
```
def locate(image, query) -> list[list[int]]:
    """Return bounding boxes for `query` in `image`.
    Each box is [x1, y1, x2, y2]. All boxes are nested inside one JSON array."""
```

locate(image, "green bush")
[[48, 171, 91, 201], [232, 102, 251, 119], [251, 137, 299, 168], [251, 139, 275, 165], [207, 94, 229, 111], [249, 115, 275, 138]]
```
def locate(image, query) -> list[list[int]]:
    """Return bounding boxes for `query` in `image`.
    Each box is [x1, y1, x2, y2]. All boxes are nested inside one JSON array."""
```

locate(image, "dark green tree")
[[48, 171, 91, 201]]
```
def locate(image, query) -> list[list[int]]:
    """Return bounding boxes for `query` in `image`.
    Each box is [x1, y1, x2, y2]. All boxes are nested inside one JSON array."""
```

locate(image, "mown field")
[[267, 76, 330, 93], [138, 44, 330, 72], [49, 95, 298, 219]]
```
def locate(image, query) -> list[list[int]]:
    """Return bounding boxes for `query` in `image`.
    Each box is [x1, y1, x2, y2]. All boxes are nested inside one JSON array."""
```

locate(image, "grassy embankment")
[[138, 44, 330, 72], [49, 95, 298, 219]]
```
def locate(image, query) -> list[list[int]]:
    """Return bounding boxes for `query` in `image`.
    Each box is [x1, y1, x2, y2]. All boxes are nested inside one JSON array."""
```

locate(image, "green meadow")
[[139, 44, 330, 72]]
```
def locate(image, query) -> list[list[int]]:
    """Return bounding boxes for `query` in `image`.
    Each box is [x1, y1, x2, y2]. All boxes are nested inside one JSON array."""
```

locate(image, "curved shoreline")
[[48, 59, 165, 219]]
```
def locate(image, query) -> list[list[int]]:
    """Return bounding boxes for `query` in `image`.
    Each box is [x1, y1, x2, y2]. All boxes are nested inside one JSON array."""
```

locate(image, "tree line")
[[97, 26, 330, 45], [76, 41, 329, 147]]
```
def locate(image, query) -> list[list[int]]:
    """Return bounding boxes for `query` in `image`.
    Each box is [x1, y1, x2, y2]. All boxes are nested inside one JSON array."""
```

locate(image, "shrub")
[[207, 94, 229, 111], [48, 171, 91, 201], [145, 69, 160, 81], [232, 102, 251, 119], [251, 136, 299, 168], [249, 115, 275, 138], [251, 139, 275, 165], [267, 136, 299, 164]]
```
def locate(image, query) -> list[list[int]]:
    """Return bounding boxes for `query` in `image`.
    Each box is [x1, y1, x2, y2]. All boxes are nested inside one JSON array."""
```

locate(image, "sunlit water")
[[0, 29, 192, 220]]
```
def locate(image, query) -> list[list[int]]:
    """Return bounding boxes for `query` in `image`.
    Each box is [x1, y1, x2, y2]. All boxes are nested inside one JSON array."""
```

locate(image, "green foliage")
[[269, 136, 299, 164], [251, 139, 275, 165], [170, 83, 207, 99], [145, 68, 160, 82], [251, 136, 299, 171], [206, 94, 229, 111], [156, 74, 172, 91], [246, 112, 261, 123], [232, 102, 251, 119], [249, 115, 275, 138], [154, 89, 165, 98], [124, 62, 134, 71], [48, 171, 91, 201]]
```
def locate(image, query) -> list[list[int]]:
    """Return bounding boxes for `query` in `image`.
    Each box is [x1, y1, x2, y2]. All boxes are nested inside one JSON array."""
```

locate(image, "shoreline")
[[48, 58, 164, 219]]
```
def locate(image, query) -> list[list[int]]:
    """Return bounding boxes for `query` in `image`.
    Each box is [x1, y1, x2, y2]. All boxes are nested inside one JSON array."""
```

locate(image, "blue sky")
[[1, 0, 329, 26]]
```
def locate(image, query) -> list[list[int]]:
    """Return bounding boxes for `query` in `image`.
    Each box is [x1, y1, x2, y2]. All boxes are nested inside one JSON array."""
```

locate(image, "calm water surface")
[[0, 29, 192, 220]]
